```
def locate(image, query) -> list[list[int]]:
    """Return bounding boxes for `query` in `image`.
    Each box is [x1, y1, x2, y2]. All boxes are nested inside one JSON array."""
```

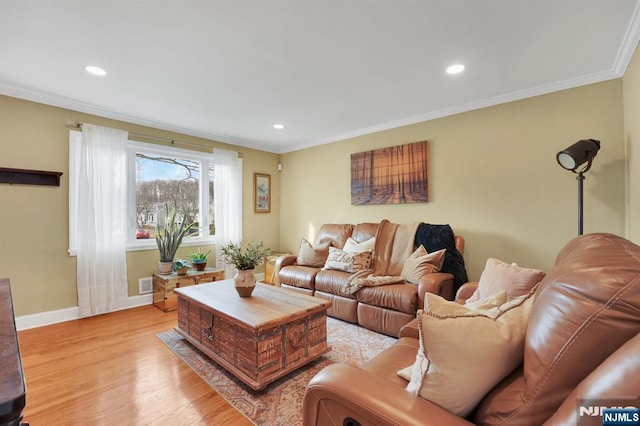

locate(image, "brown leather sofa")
[[275, 221, 465, 336], [302, 232, 640, 425]]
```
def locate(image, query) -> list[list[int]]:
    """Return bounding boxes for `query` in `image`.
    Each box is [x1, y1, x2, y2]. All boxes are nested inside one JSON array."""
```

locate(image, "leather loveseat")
[[274, 220, 465, 337], [303, 232, 640, 425]]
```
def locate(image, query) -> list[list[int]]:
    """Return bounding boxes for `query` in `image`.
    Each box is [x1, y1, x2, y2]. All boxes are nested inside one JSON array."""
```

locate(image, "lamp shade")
[[556, 139, 601, 172]]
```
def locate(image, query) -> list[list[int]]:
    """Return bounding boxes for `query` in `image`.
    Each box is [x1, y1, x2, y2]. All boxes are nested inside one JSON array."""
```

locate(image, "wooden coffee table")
[[174, 280, 331, 391]]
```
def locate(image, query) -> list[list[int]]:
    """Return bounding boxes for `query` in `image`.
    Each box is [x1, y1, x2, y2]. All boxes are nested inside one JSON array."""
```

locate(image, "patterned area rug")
[[156, 317, 397, 425]]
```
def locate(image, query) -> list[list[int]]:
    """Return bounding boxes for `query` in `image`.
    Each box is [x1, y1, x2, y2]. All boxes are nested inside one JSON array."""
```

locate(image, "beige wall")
[[280, 80, 626, 280], [1, 72, 633, 316], [0, 95, 280, 316], [623, 43, 640, 243]]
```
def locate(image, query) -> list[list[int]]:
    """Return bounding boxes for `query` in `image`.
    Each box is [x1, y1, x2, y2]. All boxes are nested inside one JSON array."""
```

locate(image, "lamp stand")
[[576, 172, 585, 235]]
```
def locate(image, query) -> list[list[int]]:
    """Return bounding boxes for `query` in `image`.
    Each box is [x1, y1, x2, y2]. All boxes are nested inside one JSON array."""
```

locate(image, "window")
[[69, 131, 216, 253]]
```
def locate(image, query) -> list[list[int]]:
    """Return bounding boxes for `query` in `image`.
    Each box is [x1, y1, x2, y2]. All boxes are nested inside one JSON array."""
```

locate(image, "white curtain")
[[213, 148, 243, 278], [76, 124, 129, 317]]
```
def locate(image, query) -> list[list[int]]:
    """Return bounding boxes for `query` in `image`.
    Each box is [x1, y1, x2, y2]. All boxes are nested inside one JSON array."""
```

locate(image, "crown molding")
[[286, 69, 622, 154], [614, 1, 640, 75], [0, 83, 279, 153]]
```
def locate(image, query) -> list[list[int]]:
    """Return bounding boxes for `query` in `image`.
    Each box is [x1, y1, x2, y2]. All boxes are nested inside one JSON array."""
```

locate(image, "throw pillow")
[[323, 246, 372, 273], [398, 287, 536, 417], [466, 258, 546, 304], [401, 246, 446, 285], [342, 237, 376, 253], [296, 239, 330, 268]]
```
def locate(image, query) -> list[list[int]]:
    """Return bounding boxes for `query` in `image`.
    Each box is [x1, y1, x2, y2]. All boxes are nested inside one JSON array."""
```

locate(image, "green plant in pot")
[[189, 248, 211, 271], [219, 241, 271, 297], [172, 259, 192, 275], [155, 203, 195, 275]]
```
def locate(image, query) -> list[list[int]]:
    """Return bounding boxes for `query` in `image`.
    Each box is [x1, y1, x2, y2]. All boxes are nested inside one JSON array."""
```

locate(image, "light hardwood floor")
[[17, 305, 252, 426]]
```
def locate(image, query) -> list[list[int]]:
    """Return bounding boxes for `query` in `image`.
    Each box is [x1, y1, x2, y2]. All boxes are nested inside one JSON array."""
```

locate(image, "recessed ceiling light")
[[446, 64, 465, 75], [273, 124, 284, 129], [85, 65, 107, 76]]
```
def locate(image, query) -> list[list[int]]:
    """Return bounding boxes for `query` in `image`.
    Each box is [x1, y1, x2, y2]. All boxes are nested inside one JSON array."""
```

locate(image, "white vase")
[[234, 269, 256, 297]]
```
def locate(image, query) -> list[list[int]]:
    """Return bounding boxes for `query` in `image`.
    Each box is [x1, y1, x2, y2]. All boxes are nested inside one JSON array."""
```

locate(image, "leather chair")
[[302, 233, 640, 425]]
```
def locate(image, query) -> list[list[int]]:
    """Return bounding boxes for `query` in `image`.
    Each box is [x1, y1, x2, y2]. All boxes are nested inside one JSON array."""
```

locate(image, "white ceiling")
[[1, 1, 639, 154]]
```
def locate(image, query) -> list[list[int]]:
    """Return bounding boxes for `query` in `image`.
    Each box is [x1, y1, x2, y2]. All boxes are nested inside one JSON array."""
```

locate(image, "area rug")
[[156, 317, 397, 425]]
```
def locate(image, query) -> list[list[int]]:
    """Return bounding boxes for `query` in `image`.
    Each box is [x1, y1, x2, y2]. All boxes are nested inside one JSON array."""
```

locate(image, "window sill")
[[68, 236, 216, 257]]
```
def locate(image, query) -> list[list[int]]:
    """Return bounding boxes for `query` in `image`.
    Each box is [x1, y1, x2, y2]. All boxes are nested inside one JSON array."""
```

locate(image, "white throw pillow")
[[397, 287, 536, 417], [342, 237, 376, 253]]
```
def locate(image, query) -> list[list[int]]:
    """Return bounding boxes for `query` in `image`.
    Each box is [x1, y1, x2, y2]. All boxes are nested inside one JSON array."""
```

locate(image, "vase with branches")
[[219, 241, 272, 297]]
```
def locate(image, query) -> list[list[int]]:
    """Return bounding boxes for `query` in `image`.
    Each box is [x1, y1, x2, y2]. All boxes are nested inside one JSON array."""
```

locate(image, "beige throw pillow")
[[296, 239, 330, 268], [401, 246, 446, 285], [398, 288, 536, 417], [323, 246, 372, 273], [342, 237, 376, 253], [466, 258, 546, 304]]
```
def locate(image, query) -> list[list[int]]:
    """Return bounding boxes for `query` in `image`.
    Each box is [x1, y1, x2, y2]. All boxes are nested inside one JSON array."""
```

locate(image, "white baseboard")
[[16, 293, 153, 331], [15, 277, 266, 331]]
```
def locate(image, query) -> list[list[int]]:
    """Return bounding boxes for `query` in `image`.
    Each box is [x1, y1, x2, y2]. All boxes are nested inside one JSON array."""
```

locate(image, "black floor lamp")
[[556, 139, 601, 235]]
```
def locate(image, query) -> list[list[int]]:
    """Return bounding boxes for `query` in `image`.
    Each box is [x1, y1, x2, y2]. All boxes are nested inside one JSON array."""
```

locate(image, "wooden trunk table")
[[174, 280, 331, 391]]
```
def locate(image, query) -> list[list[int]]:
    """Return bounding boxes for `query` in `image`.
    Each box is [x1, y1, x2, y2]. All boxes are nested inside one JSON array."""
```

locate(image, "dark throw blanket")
[[414, 223, 469, 294]]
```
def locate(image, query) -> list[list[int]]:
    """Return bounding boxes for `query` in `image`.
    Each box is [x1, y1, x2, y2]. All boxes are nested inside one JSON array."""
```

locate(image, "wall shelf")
[[0, 167, 63, 186]]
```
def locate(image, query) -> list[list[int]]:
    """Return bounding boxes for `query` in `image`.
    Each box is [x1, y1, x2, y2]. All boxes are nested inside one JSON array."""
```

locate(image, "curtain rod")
[[65, 119, 243, 157]]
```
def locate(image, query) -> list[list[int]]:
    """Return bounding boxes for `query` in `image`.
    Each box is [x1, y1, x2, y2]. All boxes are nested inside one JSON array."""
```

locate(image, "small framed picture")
[[254, 173, 271, 213]]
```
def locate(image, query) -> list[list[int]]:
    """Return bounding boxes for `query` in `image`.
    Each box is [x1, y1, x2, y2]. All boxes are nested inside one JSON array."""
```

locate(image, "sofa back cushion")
[[351, 222, 378, 243], [475, 233, 640, 425], [313, 224, 355, 249]]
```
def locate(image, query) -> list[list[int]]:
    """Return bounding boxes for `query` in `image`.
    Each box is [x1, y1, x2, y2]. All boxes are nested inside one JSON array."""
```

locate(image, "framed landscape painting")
[[351, 140, 428, 205], [254, 173, 271, 213]]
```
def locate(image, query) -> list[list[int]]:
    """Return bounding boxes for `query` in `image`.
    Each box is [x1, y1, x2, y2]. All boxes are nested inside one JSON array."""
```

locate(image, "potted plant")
[[172, 259, 192, 275], [189, 248, 211, 271], [155, 203, 195, 274], [219, 241, 272, 297]]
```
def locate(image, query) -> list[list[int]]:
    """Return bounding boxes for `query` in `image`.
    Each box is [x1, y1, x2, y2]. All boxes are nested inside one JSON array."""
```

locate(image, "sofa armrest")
[[417, 272, 454, 307], [303, 363, 473, 426], [398, 318, 419, 339], [273, 254, 298, 287], [454, 281, 479, 304]]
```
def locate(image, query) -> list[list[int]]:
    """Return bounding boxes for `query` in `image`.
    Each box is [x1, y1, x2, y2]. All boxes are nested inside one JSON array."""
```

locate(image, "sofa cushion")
[[351, 222, 379, 244], [277, 265, 319, 290], [401, 288, 535, 417], [313, 223, 354, 249], [356, 284, 419, 314], [466, 257, 546, 303], [315, 270, 356, 299], [401, 246, 446, 285], [296, 239, 331, 268], [323, 247, 372, 273]]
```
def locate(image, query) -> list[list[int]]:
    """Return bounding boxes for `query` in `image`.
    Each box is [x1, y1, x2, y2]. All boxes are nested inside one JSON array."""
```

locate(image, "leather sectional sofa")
[[274, 220, 465, 336], [302, 232, 640, 425]]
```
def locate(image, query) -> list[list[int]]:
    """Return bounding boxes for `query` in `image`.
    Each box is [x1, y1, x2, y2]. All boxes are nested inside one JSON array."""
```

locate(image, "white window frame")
[[69, 131, 216, 255]]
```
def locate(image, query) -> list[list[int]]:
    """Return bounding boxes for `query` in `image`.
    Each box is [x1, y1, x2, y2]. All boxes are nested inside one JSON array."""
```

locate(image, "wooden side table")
[[263, 253, 289, 285], [153, 268, 224, 312]]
